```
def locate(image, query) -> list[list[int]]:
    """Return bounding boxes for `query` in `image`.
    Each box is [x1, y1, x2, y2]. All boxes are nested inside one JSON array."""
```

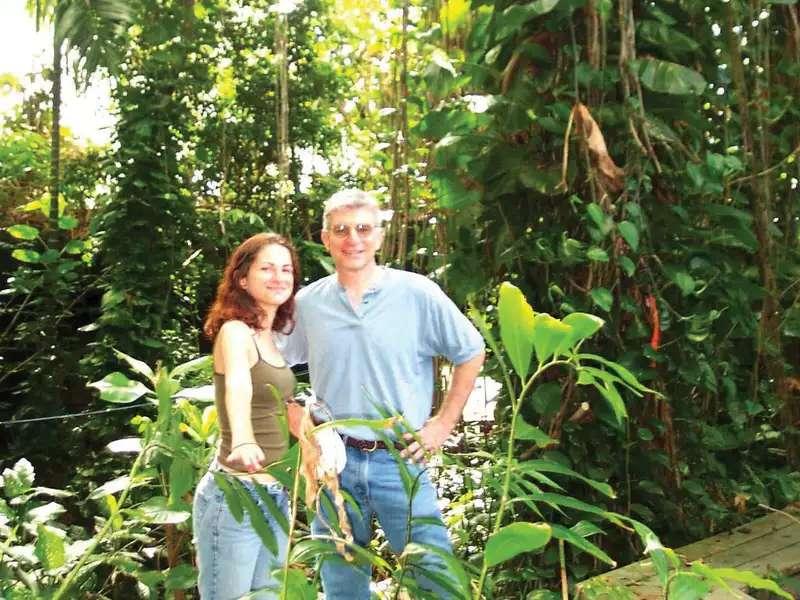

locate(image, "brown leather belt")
[[343, 436, 404, 452]]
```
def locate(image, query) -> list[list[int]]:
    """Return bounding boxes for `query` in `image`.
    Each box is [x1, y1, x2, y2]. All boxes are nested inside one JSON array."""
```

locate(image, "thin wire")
[[0, 368, 309, 427], [0, 402, 152, 426]]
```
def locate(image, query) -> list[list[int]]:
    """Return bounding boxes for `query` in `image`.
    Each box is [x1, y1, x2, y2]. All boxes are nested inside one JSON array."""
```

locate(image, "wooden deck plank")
[[576, 505, 800, 598], [698, 522, 800, 569], [679, 506, 800, 563]]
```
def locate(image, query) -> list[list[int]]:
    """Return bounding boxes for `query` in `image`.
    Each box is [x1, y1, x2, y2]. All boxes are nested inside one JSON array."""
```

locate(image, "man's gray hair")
[[322, 189, 387, 230]]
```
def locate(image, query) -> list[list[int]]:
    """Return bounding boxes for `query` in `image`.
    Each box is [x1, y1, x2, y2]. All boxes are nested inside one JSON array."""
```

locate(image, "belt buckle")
[[364, 439, 379, 452]]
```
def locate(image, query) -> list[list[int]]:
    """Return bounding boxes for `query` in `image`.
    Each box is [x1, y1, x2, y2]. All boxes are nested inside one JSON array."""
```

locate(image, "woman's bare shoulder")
[[218, 320, 252, 338]]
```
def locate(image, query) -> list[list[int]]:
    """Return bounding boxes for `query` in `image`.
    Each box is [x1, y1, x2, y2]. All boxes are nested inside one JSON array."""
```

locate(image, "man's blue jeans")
[[311, 445, 456, 600], [193, 471, 289, 600]]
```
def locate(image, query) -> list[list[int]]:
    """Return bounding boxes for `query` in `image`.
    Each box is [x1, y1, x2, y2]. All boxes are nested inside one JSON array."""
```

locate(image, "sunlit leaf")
[[174, 385, 215, 403], [560, 313, 605, 353], [89, 475, 131, 500], [6, 224, 39, 240], [106, 437, 143, 454], [11, 248, 42, 263], [170, 355, 212, 379], [88, 372, 151, 404], [498, 282, 535, 379], [114, 348, 154, 382], [531, 313, 571, 363], [27, 502, 65, 524], [35, 524, 66, 570]]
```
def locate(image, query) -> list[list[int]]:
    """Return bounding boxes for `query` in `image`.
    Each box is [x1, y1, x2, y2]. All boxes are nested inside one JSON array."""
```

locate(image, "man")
[[282, 189, 485, 599]]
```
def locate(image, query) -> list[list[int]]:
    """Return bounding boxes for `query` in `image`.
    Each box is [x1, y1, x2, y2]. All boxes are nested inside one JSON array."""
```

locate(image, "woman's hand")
[[226, 442, 265, 474]]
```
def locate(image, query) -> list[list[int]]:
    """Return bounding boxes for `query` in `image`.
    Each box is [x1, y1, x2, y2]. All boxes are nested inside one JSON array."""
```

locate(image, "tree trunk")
[[50, 27, 62, 229], [724, 2, 798, 465], [275, 12, 291, 236]]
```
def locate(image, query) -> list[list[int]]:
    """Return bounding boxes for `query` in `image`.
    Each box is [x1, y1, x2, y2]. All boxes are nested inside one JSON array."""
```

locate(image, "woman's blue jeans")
[[311, 445, 456, 600], [193, 471, 289, 600]]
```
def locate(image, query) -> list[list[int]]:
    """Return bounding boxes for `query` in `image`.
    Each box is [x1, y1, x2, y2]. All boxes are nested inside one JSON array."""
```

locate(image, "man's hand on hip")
[[401, 415, 456, 464]]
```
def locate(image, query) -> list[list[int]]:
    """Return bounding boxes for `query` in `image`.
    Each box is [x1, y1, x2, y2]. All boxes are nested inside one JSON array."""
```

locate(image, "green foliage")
[[2, 0, 800, 596]]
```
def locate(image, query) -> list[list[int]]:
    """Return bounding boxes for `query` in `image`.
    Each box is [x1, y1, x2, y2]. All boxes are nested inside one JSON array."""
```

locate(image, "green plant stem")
[[559, 539, 568, 600], [393, 469, 425, 600], [279, 444, 305, 600], [53, 444, 150, 600], [473, 359, 569, 599]]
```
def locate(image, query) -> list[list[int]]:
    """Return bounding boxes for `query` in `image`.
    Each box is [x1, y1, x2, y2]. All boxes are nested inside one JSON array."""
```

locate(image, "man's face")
[[322, 207, 384, 274]]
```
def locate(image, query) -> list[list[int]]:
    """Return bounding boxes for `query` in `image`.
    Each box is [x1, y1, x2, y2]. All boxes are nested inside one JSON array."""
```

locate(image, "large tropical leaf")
[[636, 58, 706, 95]]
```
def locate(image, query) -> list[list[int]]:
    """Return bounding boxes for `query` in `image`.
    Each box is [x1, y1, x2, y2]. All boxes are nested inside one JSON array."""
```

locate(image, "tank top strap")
[[251, 333, 264, 363]]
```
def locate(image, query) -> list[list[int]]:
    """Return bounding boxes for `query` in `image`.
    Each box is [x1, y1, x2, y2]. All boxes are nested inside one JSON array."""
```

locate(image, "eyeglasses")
[[329, 223, 380, 239]]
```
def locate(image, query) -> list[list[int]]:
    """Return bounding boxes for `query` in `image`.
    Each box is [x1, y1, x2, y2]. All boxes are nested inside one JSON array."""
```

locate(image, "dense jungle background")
[[2, 0, 800, 597]]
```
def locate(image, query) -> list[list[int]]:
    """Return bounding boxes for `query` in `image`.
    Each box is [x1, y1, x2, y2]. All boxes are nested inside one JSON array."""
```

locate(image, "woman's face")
[[239, 243, 294, 308]]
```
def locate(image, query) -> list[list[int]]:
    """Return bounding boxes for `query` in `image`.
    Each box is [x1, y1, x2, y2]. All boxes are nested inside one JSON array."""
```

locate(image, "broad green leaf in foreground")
[[485, 522, 552, 567]]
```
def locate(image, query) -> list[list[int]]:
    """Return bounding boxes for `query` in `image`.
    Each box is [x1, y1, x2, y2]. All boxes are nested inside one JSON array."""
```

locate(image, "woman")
[[193, 232, 300, 600]]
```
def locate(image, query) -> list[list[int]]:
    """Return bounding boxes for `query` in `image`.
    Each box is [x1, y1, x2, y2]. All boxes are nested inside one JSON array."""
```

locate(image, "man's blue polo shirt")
[[279, 268, 484, 441]]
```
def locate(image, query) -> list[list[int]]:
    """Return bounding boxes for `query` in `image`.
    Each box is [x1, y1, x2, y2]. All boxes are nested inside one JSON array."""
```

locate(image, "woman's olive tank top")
[[214, 336, 295, 469]]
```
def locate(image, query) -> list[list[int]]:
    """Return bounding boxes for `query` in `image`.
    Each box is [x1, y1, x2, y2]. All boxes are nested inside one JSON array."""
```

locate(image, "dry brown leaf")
[[573, 102, 625, 193], [298, 408, 353, 559]]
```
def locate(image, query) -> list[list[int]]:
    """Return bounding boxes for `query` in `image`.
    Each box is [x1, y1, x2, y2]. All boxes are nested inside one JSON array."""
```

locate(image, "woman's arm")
[[218, 322, 265, 473]]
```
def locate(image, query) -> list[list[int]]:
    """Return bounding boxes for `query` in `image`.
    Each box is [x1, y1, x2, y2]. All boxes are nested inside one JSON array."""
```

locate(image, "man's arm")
[[401, 350, 485, 463]]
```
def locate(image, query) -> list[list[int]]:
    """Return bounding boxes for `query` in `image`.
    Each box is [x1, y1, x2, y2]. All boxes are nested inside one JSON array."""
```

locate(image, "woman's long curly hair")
[[203, 233, 300, 341]]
